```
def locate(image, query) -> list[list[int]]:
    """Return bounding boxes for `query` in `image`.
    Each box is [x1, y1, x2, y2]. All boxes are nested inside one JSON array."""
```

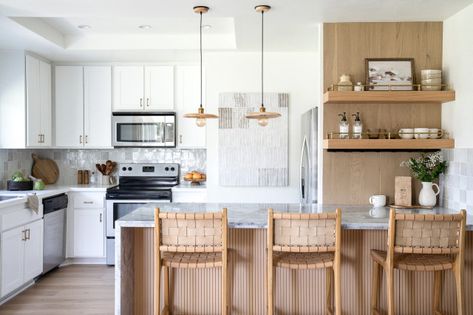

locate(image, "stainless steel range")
[[105, 163, 179, 265]]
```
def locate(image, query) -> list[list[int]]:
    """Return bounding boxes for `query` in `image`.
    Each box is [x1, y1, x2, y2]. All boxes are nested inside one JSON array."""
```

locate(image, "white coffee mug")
[[369, 195, 386, 208]]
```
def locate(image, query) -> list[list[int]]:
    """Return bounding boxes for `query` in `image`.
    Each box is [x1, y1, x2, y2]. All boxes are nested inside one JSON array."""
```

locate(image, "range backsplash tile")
[[0, 148, 206, 188], [442, 148, 473, 214]]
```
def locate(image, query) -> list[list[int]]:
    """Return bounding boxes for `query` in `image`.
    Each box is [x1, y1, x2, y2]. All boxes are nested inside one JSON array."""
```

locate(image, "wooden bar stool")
[[371, 208, 466, 315], [267, 208, 342, 315], [154, 208, 228, 315]]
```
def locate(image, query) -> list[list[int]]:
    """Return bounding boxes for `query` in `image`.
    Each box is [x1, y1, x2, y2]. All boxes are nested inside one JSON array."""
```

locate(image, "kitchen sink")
[[0, 195, 22, 202]]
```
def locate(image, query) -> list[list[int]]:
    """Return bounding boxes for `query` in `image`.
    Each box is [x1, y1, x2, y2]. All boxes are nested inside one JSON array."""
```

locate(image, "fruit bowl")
[[183, 171, 206, 185]]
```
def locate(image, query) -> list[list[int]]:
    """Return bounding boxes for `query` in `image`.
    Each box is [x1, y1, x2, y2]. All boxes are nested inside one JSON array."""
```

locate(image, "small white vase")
[[418, 182, 440, 207]]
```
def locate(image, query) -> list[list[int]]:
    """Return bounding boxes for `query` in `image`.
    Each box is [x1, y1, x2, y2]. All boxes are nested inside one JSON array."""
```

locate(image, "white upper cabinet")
[[113, 66, 144, 111], [55, 65, 112, 148], [55, 66, 84, 148], [175, 66, 206, 148], [84, 66, 112, 148], [26, 55, 52, 147], [144, 66, 174, 110], [113, 65, 174, 111]]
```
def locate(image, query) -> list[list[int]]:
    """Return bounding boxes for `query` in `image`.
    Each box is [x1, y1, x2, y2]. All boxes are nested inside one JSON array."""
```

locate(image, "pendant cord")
[[200, 11, 203, 108], [261, 10, 264, 108]]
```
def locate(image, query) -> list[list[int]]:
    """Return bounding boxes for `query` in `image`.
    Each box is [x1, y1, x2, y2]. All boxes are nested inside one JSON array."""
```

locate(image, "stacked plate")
[[421, 69, 442, 91]]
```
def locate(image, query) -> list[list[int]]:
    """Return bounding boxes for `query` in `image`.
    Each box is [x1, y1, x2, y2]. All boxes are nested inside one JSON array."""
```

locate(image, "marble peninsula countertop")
[[117, 203, 473, 231]]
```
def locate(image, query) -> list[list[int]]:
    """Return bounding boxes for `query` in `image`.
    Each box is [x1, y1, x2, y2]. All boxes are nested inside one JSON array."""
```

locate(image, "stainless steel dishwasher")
[[42, 194, 68, 274]]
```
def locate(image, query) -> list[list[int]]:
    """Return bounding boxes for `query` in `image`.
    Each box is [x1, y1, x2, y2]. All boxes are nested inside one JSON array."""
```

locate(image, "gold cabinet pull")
[[146, 98, 150, 107], [140, 98, 143, 107], [80, 135, 83, 144], [21, 230, 26, 241], [99, 213, 103, 223], [26, 228, 30, 240]]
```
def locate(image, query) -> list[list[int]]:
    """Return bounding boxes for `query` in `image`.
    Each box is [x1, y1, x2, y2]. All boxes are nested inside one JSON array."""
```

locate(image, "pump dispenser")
[[338, 112, 349, 139], [352, 112, 363, 139]]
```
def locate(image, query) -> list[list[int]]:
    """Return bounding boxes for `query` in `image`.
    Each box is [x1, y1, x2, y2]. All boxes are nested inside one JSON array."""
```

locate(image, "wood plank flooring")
[[0, 265, 114, 315]]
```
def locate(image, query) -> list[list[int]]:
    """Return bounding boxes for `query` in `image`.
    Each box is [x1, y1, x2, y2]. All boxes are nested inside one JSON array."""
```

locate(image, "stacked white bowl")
[[421, 69, 442, 91]]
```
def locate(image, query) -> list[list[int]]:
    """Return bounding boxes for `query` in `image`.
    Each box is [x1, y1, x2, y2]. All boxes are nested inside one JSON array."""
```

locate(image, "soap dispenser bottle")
[[352, 112, 363, 139], [338, 112, 349, 139]]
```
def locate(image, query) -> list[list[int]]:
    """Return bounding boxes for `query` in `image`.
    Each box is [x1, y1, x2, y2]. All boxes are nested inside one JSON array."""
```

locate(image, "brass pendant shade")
[[184, 5, 218, 127], [245, 5, 281, 127]]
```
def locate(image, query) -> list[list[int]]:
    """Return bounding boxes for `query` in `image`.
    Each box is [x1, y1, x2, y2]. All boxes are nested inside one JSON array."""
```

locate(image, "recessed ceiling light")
[[202, 24, 212, 30], [77, 24, 91, 30], [138, 25, 152, 30]]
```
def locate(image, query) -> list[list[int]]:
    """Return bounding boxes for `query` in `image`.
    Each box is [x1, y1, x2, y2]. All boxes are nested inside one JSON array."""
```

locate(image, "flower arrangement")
[[401, 152, 447, 182]]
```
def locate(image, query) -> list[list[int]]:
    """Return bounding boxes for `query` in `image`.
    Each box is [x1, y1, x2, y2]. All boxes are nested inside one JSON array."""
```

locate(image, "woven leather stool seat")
[[371, 249, 455, 271], [162, 252, 222, 269], [273, 252, 334, 269]]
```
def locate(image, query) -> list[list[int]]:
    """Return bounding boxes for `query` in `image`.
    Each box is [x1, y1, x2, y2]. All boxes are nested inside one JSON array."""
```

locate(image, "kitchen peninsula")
[[115, 204, 473, 315]]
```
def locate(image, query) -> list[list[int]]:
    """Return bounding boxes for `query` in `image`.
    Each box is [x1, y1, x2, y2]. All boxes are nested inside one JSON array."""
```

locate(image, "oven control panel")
[[118, 163, 179, 177]]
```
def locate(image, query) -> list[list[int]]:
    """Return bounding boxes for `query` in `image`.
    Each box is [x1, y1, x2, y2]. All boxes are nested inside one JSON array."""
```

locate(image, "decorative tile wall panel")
[[218, 92, 289, 187]]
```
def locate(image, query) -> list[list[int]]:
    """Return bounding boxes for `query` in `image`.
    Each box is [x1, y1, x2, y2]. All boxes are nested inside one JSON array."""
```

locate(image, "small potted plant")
[[401, 152, 447, 207]]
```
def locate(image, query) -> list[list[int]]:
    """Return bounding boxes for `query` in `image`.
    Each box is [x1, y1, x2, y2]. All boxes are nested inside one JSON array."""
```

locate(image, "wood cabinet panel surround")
[[322, 22, 444, 204], [120, 227, 473, 314]]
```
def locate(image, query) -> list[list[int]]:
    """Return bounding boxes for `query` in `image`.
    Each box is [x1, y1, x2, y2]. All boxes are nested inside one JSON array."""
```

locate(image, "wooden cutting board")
[[31, 153, 59, 184]]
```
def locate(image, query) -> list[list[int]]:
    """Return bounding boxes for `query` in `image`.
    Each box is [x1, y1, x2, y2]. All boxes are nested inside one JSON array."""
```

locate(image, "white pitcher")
[[418, 182, 440, 207]]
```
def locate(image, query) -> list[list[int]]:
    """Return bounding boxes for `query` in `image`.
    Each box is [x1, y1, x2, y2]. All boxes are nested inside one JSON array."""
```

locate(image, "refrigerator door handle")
[[299, 136, 309, 203]]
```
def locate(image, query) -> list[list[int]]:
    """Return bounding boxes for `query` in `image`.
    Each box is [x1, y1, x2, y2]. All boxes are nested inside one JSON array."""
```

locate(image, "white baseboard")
[[62, 257, 107, 265], [0, 281, 34, 305]]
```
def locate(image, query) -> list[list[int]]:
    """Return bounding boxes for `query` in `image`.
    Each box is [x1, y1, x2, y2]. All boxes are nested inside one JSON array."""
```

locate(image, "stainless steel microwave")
[[112, 112, 176, 147]]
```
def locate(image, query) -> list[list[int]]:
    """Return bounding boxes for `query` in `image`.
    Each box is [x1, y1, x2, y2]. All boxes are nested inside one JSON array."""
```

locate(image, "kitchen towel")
[[27, 193, 39, 214]]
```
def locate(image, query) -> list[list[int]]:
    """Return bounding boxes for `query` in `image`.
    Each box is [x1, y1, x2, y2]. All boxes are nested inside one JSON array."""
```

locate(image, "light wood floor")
[[0, 265, 114, 315]]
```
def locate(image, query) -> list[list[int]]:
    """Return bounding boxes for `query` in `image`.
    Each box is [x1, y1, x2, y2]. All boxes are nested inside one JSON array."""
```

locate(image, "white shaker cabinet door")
[[175, 66, 206, 148], [55, 66, 84, 147], [39, 60, 52, 146], [23, 219, 44, 281], [84, 66, 112, 148], [113, 66, 144, 111], [73, 208, 104, 257], [25, 55, 42, 147], [144, 66, 174, 111], [1, 226, 25, 297]]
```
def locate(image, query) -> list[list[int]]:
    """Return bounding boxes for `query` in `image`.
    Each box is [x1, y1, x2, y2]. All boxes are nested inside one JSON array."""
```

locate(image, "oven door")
[[106, 199, 169, 237], [112, 114, 176, 147]]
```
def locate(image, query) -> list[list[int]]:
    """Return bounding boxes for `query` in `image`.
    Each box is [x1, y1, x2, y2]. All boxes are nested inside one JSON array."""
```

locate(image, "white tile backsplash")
[[0, 148, 206, 188], [442, 148, 473, 214]]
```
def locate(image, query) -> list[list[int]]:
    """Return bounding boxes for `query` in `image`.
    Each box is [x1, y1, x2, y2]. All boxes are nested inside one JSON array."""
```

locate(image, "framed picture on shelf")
[[365, 58, 415, 91]]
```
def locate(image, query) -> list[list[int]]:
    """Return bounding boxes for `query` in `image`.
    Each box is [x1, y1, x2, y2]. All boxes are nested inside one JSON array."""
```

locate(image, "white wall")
[[442, 3, 473, 148], [203, 52, 320, 203]]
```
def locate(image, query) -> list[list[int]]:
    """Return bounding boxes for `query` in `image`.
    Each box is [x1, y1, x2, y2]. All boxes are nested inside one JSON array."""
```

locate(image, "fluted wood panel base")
[[121, 228, 472, 315]]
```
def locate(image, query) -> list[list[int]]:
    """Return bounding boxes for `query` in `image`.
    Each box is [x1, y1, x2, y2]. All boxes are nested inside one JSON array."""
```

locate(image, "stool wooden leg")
[[163, 266, 169, 315], [433, 270, 442, 314], [267, 266, 275, 315], [155, 262, 161, 315], [453, 264, 464, 315], [371, 261, 381, 314], [325, 268, 333, 315], [334, 262, 341, 315], [222, 262, 228, 315], [385, 267, 395, 315]]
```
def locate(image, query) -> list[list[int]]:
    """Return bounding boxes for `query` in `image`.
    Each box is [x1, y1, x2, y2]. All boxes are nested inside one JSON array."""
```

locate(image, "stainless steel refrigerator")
[[300, 108, 318, 204]]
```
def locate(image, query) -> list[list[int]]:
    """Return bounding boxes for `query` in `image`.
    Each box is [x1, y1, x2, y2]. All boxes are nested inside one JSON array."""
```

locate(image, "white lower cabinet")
[[1, 219, 43, 297], [71, 192, 105, 258]]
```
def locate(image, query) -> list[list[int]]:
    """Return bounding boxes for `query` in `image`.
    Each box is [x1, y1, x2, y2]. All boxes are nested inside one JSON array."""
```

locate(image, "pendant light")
[[245, 5, 281, 127], [183, 6, 218, 127]]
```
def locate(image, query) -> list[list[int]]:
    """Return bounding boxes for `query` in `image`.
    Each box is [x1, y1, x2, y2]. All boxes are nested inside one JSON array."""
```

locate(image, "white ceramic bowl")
[[399, 128, 414, 139], [414, 128, 430, 139], [422, 78, 442, 84], [429, 128, 440, 139], [421, 69, 442, 76]]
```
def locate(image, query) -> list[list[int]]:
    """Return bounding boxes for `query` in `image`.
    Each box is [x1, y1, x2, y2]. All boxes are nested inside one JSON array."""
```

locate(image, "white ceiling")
[[0, 0, 472, 61]]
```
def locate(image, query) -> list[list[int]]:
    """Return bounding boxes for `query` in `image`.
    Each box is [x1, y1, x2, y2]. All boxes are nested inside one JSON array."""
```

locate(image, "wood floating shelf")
[[323, 139, 455, 150], [323, 90, 455, 104]]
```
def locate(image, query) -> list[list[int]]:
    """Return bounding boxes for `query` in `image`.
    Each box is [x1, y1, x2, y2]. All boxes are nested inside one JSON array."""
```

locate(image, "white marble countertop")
[[0, 184, 115, 209], [116, 203, 473, 230], [172, 183, 207, 191]]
